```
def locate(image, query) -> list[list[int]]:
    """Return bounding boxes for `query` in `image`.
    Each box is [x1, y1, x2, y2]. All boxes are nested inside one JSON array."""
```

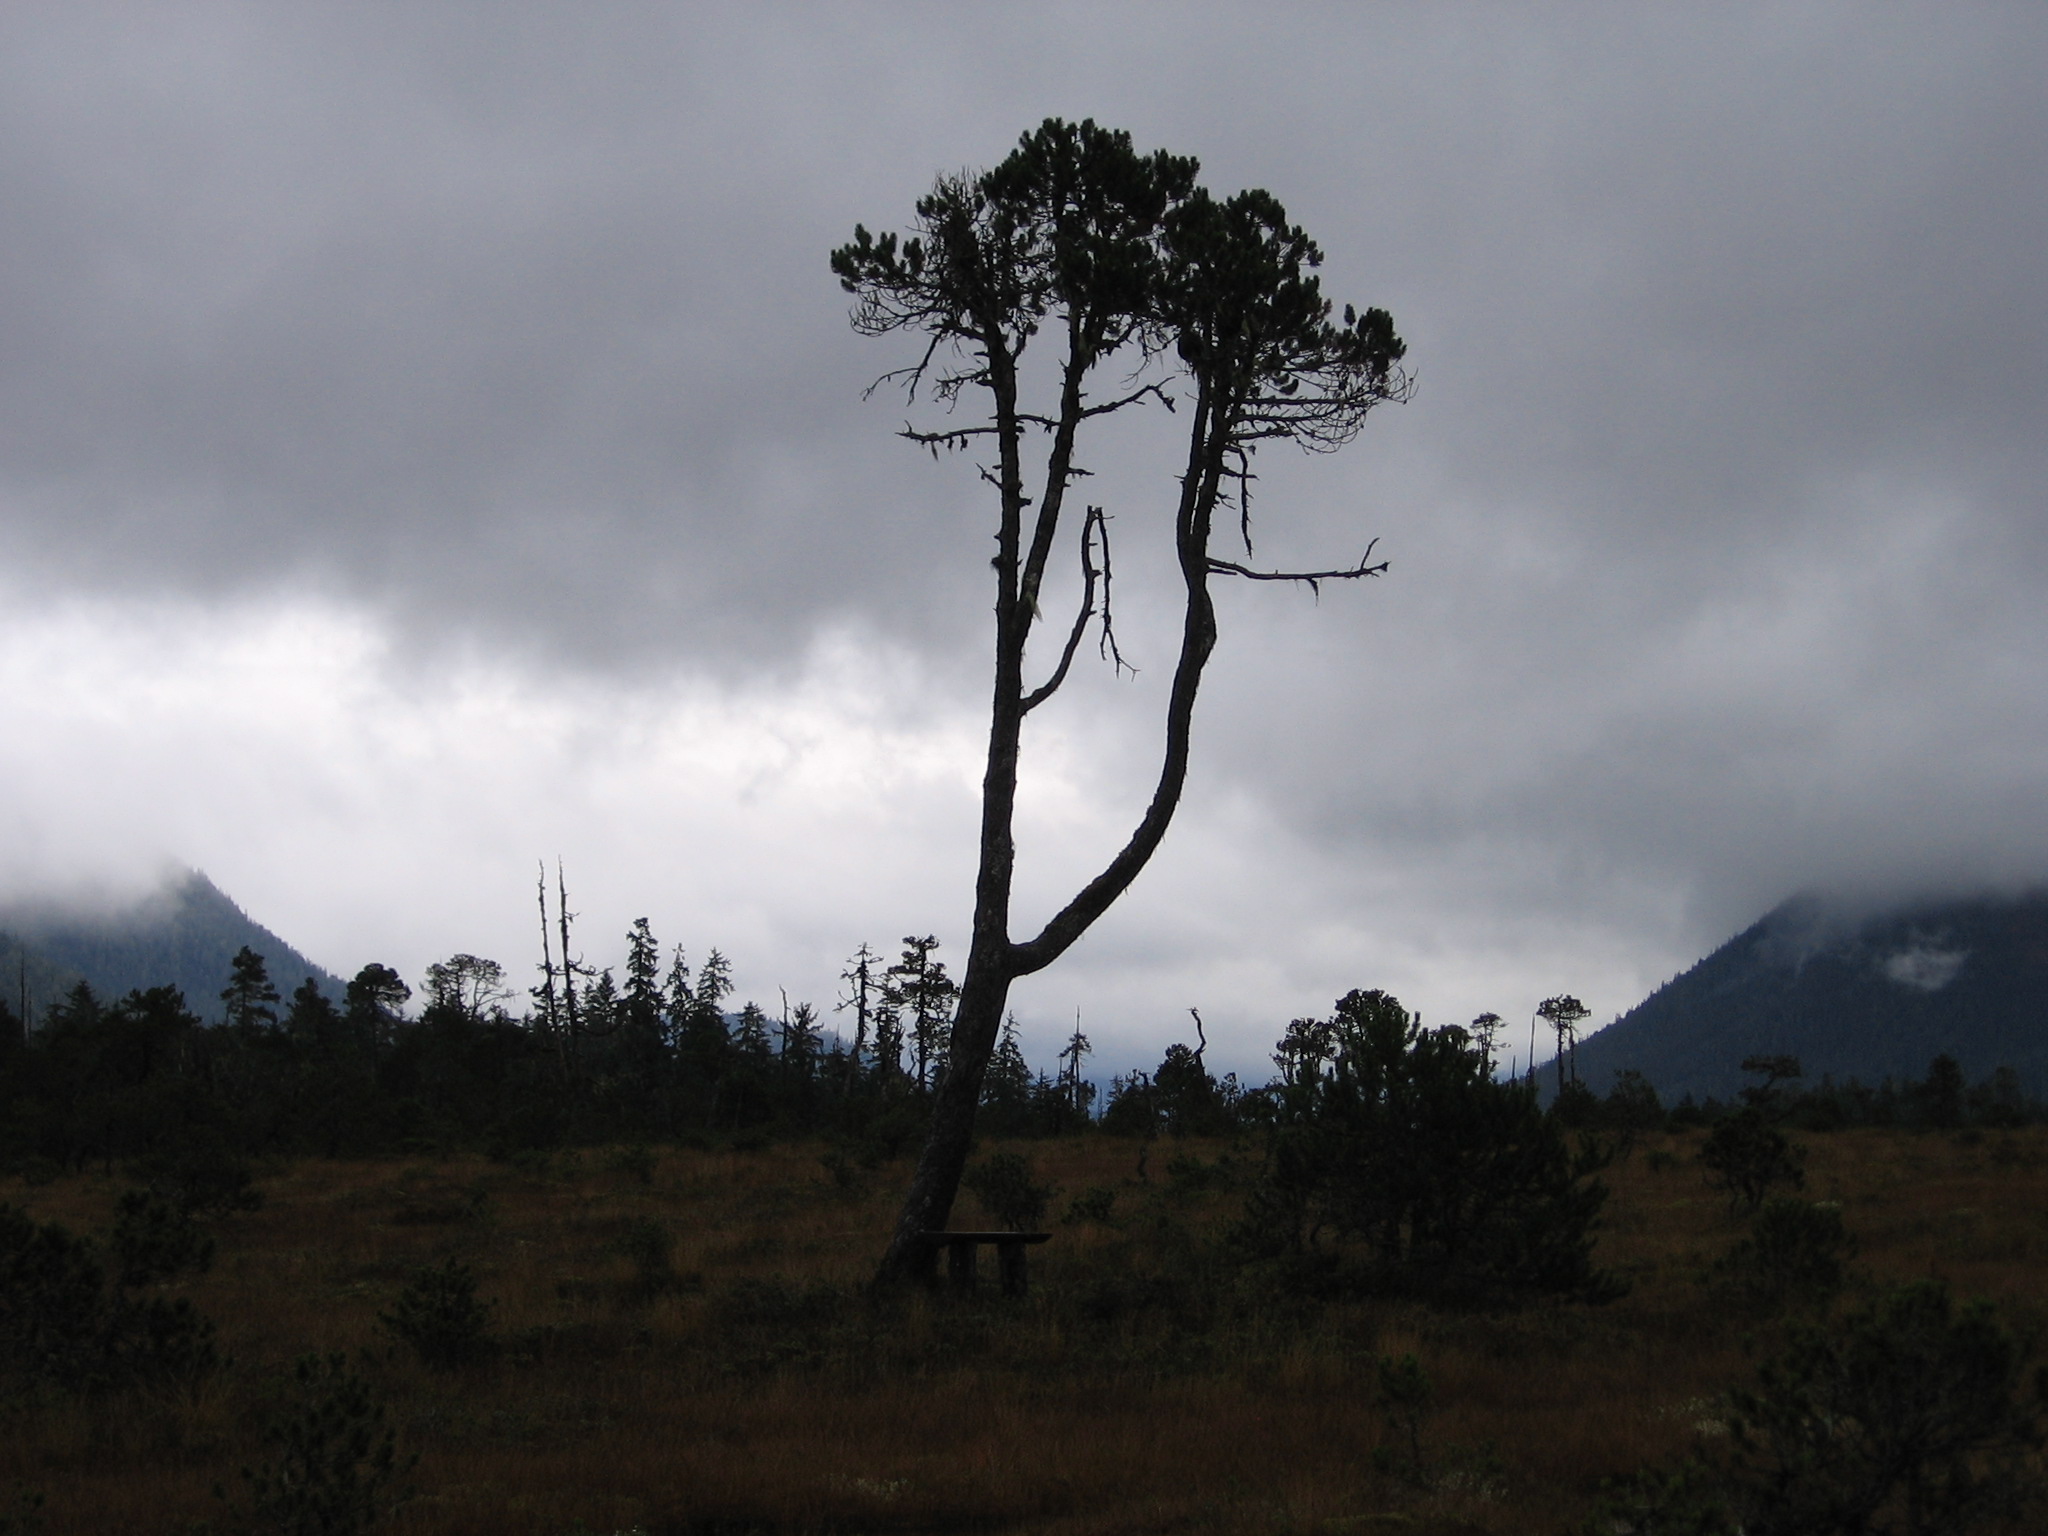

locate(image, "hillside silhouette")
[[0, 869, 338, 1021], [1572, 889, 2048, 1104]]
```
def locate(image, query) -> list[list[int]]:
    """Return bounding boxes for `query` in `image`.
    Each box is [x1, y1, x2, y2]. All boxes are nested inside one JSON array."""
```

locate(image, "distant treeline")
[[2, 916, 2042, 1172], [0, 926, 1115, 1167], [1552, 1052, 2047, 1136]]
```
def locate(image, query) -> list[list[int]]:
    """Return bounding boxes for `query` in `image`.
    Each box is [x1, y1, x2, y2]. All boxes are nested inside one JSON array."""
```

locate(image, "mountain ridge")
[[1570, 888, 2048, 1104], [0, 869, 341, 1022]]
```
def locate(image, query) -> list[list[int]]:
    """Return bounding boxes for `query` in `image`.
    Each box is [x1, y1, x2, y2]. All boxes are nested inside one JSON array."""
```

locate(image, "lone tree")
[[1536, 994, 1590, 1093], [835, 119, 1410, 1287]]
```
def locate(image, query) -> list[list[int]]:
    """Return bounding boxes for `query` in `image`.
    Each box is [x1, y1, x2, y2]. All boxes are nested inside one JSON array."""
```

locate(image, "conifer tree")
[[980, 1013, 1035, 1133], [221, 946, 280, 1031], [344, 964, 409, 1063], [622, 920, 664, 1045], [662, 945, 694, 1051], [731, 1001, 772, 1061], [779, 998, 821, 1108], [884, 936, 957, 1090], [284, 976, 341, 1052]]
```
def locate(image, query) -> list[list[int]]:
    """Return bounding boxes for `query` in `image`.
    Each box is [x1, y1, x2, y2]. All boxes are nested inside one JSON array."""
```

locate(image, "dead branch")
[[1206, 538, 1386, 597], [1022, 506, 1127, 713]]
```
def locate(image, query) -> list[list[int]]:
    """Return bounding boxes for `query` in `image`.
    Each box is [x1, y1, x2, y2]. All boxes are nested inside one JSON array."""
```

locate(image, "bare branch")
[[1079, 381, 1175, 419], [901, 423, 1000, 451], [858, 331, 951, 403], [1206, 538, 1386, 598], [1093, 506, 1132, 676], [1021, 505, 1128, 713]]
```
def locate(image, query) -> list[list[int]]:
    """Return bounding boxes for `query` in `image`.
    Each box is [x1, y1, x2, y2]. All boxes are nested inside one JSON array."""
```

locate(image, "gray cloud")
[[0, 4, 2043, 1068]]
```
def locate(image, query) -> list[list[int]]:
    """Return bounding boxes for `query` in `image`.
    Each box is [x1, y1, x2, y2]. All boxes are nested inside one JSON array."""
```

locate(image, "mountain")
[[0, 870, 342, 1023], [1569, 890, 2048, 1105]]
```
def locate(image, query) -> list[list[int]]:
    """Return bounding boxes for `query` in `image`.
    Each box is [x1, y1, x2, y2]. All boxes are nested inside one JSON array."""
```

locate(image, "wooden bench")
[[921, 1231, 1051, 1296]]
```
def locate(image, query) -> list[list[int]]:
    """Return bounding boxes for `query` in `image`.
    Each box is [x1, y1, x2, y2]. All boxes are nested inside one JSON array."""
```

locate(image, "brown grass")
[[5, 1127, 2048, 1535]]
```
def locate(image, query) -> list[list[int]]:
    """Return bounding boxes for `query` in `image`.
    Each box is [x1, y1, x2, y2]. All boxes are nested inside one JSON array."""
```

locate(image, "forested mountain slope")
[[0, 870, 338, 1021], [1571, 890, 2048, 1105]]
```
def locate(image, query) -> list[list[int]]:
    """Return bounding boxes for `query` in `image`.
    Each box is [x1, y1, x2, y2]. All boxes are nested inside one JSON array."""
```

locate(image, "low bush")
[[614, 1219, 683, 1301], [0, 1203, 220, 1394], [961, 1151, 1053, 1231], [1708, 1197, 1855, 1315], [109, 1188, 215, 1289], [1699, 1110, 1805, 1214], [238, 1354, 413, 1536], [1591, 1280, 2043, 1535], [378, 1260, 496, 1370], [602, 1144, 658, 1185], [1059, 1186, 1119, 1226], [137, 1144, 262, 1218]]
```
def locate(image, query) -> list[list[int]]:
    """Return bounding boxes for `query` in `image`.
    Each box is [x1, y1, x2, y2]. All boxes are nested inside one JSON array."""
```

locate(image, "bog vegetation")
[[4, 934, 2048, 1532]]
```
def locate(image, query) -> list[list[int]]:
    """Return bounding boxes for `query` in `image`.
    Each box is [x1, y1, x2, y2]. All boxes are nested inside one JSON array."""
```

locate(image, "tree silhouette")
[[882, 936, 956, 1091], [1536, 994, 1590, 1093], [220, 946, 280, 1031], [835, 942, 883, 1091], [838, 118, 1409, 1285]]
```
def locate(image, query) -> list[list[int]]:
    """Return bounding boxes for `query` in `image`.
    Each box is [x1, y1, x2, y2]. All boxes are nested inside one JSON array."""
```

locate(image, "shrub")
[[1550, 1078, 1601, 1129], [614, 1219, 680, 1300], [1699, 1109, 1804, 1214], [240, 1354, 412, 1536], [109, 1189, 214, 1289], [99, 1293, 221, 1391], [1582, 1461, 1735, 1535], [0, 1205, 106, 1388], [1709, 1198, 1855, 1315], [138, 1144, 261, 1217], [1165, 1154, 1231, 1194], [1590, 1281, 2043, 1535], [1060, 1186, 1119, 1226], [379, 1260, 495, 1369], [0, 1204, 220, 1394], [1605, 1069, 1667, 1134], [0, 1485, 43, 1536], [1372, 1353, 1434, 1485], [1235, 990, 1620, 1306], [603, 1145, 657, 1184], [962, 1151, 1053, 1231], [1723, 1281, 2041, 1533]]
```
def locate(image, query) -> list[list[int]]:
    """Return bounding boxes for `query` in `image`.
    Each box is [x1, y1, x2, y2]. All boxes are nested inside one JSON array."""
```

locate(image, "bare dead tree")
[[836, 119, 1409, 1287], [835, 942, 882, 1096], [535, 860, 565, 1075]]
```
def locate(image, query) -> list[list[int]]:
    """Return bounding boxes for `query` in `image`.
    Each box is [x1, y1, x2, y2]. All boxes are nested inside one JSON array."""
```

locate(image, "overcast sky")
[[1, 3, 2042, 1080]]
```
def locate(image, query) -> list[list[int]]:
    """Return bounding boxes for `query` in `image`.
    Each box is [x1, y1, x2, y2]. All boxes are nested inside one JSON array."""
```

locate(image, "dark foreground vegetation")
[[2, 1128, 2046, 1535], [6, 940, 2048, 1533], [3, 1074, 2048, 1529]]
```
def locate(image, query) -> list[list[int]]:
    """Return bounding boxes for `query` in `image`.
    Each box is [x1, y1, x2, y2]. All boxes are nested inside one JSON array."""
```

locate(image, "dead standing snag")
[[834, 119, 1410, 1288]]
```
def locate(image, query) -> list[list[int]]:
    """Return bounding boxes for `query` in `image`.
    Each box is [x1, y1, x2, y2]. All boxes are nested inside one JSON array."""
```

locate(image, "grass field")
[[4, 1125, 2047, 1534]]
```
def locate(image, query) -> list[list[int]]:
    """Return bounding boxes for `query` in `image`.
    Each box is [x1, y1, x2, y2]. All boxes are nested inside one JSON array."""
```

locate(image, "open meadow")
[[4, 1125, 2048, 1535]]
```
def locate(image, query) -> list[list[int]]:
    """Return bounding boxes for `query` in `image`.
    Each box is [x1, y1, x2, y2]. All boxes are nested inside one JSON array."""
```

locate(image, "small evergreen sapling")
[[1372, 1353, 1434, 1485], [379, 1259, 495, 1369], [1587, 1280, 2044, 1535], [239, 1354, 413, 1536]]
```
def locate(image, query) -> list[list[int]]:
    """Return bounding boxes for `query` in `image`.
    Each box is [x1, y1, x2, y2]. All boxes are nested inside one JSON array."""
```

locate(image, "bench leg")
[[997, 1240, 1028, 1297], [947, 1240, 977, 1293]]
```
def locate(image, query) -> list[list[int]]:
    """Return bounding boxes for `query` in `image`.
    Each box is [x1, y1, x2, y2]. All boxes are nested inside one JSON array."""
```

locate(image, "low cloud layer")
[[0, 5, 2043, 1076]]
